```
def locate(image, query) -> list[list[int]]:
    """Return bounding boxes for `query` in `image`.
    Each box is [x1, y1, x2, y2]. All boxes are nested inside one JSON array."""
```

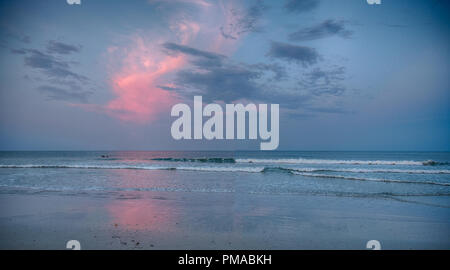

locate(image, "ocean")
[[1, 151, 449, 249], [0, 151, 449, 202]]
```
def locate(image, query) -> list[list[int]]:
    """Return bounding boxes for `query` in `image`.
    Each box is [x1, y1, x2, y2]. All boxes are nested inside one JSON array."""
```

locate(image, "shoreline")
[[0, 190, 448, 250]]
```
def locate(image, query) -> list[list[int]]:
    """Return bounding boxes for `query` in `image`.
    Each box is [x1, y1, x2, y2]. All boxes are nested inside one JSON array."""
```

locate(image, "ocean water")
[[0, 151, 449, 206]]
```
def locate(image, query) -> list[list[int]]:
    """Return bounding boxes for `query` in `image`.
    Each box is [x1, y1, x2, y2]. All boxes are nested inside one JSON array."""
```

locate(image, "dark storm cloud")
[[284, 0, 320, 13], [220, 0, 266, 40], [267, 41, 320, 67], [289, 20, 353, 41], [37, 85, 91, 103], [46, 40, 82, 55]]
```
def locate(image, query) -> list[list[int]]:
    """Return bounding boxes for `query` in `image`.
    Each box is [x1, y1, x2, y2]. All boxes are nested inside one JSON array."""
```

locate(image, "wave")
[[291, 172, 450, 186], [1, 164, 449, 186], [176, 166, 264, 173], [236, 158, 449, 166], [2, 164, 450, 175], [289, 168, 450, 174], [151, 157, 236, 163], [2, 163, 450, 174], [0, 164, 262, 173], [422, 160, 450, 166], [0, 164, 170, 170]]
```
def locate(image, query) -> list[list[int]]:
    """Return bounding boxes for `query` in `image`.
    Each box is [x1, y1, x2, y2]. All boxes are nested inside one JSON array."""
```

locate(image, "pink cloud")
[[101, 0, 247, 123], [104, 36, 187, 123]]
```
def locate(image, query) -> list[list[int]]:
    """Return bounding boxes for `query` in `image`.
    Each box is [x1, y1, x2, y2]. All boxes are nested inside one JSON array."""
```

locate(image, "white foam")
[[236, 158, 426, 165], [290, 168, 450, 174], [292, 172, 450, 186], [0, 164, 264, 173], [176, 166, 264, 173]]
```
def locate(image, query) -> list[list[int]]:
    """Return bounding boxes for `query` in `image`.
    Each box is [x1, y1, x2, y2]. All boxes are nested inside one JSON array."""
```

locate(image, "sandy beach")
[[1, 190, 448, 250]]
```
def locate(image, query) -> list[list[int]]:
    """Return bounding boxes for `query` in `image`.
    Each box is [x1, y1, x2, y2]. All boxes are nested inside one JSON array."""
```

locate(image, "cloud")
[[104, 36, 185, 123], [176, 64, 262, 103], [0, 27, 31, 49], [37, 85, 91, 103], [220, 0, 266, 40], [163, 42, 289, 103], [161, 42, 350, 115], [266, 41, 320, 67], [289, 19, 352, 41], [284, 0, 319, 13], [23, 49, 88, 82], [248, 63, 287, 81], [162, 42, 225, 61], [46, 40, 82, 55], [10, 48, 27, 54], [298, 66, 347, 97], [2, 30, 31, 44], [12, 43, 92, 103], [307, 106, 353, 114], [99, 0, 248, 123]]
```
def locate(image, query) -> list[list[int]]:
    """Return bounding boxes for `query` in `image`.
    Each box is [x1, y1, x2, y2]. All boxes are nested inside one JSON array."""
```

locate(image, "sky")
[[0, 0, 448, 151]]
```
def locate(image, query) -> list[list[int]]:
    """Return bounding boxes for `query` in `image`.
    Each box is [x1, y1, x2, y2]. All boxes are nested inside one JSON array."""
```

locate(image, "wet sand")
[[0, 191, 449, 249]]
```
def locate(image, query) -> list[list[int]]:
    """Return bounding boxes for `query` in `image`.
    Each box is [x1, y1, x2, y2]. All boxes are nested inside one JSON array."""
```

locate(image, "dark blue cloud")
[[289, 19, 352, 41], [220, 0, 267, 40], [284, 0, 319, 13], [162, 42, 225, 61], [267, 41, 320, 67], [46, 40, 82, 55], [23, 49, 88, 82], [10, 48, 27, 54], [162, 43, 290, 103], [11, 43, 92, 103], [299, 66, 347, 96], [161, 42, 342, 113]]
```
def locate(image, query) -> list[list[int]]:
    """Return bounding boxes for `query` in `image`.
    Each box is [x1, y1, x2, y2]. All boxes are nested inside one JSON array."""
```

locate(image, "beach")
[[1, 183, 449, 249], [0, 151, 449, 249]]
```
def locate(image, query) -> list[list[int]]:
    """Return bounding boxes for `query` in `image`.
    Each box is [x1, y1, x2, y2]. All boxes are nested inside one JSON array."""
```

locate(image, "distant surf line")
[[1, 164, 449, 186], [150, 157, 449, 166]]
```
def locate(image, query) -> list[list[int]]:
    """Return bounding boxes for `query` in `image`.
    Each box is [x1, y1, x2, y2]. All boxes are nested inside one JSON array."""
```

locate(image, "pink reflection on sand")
[[107, 169, 178, 231]]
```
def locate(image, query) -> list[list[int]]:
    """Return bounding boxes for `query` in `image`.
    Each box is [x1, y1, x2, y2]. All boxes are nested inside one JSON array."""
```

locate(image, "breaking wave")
[[151, 157, 236, 163], [236, 158, 449, 166], [1, 164, 449, 175], [291, 172, 450, 186], [288, 168, 450, 174], [0, 164, 263, 173], [1, 164, 449, 186]]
